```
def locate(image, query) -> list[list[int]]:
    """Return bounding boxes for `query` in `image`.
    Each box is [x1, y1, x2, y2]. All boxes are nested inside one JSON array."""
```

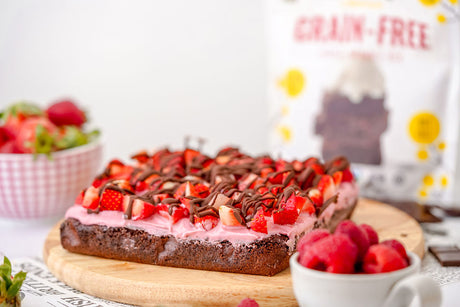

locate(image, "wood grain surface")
[[43, 198, 424, 306]]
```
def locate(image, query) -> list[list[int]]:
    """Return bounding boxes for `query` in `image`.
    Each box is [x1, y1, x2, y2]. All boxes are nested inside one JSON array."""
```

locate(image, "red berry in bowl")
[[362, 244, 408, 273], [237, 298, 259, 307], [335, 220, 370, 261], [360, 224, 379, 246], [46, 100, 86, 127], [381, 239, 408, 262], [299, 234, 358, 274], [297, 229, 330, 255]]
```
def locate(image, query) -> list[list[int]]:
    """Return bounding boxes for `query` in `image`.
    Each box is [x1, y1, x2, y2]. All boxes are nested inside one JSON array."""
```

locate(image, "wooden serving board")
[[43, 198, 424, 307]]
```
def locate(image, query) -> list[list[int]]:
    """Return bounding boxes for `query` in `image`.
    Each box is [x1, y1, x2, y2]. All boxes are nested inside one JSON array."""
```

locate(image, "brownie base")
[[61, 218, 291, 276], [60, 200, 357, 277]]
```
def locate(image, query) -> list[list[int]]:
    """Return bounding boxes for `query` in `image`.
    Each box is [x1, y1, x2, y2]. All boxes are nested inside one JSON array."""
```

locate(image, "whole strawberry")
[[46, 100, 86, 127], [15, 117, 57, 154]]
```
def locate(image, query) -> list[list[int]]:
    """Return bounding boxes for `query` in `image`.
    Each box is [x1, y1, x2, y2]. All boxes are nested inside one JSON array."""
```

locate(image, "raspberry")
[[362, 244, 408, 273], [381, 239, 408, 262], [297, 229, 330, 256], [237, 298, 259, 307], [299, 234, 358, 273], [359, 224, 379, 246], [335, 220, 370, 261]]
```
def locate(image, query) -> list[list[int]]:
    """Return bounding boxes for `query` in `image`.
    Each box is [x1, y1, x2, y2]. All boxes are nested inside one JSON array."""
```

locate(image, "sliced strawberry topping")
[[317, 175, 336, 201], [273, 198, 299, 225], [100, 189, 123, 211], [250, 209, 268, 234], [81, 186, 99, 210], [131, 199, 155, 221], [219, 206, 245, 226], [194, 215, 219, 231]]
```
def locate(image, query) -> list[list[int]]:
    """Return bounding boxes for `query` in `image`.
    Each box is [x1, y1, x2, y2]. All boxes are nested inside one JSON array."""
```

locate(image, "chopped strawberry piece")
[[185, 181, 199, 197], [184, 148, 200, 166], [81, 186, 99, 210], [317, 175, 336, 201], [238, 173, 259, 190], [131, 199, 155, 220], [219, 206, 245, 226], [174, 183, 187, 198], [194, 215, 219, 231], [92, 178, 107, 188], [250, 209, 267, 234], [74, 190, 85, 205], [304, 157, 320, 167], [100, 189, 123, 211], [332, 171, 343, 185], [307, 188, 323, 208], [310, 163, 325, 175], [342, 168, 354, 182], [260, 167, 274, 178], [131, 151, 150, 164], [135, 181, 149, 192], [272, 200, 299, 225], [153, 193, 170, 203], [292, 160, 304, 172], [194, 183, 210, 198], [157, 204, 189, 223]]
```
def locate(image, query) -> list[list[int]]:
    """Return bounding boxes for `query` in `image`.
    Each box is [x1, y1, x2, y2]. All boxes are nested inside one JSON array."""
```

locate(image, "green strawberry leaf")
[[1, 102, 43, 121], [6, 271, 26, 299], [0, 257, 11, 278], [33, 124, 54, 155], [0, 277, 6, 298], [55, 126, 88, 150]]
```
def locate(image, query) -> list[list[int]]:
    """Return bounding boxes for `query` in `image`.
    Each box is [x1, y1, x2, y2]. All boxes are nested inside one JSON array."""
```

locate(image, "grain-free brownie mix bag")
[[268, 0, 460, 205]]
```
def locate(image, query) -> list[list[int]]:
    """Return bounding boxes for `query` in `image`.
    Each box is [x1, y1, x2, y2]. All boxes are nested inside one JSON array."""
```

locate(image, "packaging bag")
[[268, 0, 460, 205]]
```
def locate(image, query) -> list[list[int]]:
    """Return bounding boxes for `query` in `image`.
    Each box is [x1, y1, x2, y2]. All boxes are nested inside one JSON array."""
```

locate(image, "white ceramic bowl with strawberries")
[[0, 139, 103, 219]]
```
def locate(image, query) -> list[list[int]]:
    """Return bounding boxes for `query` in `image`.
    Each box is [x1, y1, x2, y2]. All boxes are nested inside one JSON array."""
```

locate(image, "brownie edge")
[[60, 218, 292, 276]]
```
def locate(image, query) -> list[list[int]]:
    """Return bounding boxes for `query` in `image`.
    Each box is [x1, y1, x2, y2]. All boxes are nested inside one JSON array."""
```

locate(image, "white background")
[[0, 0, 267, 162]]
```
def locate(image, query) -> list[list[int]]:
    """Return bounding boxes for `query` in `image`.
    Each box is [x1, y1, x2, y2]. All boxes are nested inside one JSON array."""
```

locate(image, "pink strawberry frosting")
[[65, 182, 358, 250]]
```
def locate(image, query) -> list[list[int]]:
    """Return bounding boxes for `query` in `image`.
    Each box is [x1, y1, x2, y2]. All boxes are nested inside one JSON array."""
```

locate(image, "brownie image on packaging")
[[315, 57, 389, 165]]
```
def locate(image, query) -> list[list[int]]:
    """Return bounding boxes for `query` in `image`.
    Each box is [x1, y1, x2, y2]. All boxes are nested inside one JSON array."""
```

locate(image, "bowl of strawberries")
[[0, 100, 102, 219], [290, 220, 441, 307]]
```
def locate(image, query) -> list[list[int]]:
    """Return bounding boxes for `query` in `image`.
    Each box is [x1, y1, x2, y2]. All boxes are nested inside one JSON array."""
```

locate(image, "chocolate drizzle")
[[86, 147, 352, 228]]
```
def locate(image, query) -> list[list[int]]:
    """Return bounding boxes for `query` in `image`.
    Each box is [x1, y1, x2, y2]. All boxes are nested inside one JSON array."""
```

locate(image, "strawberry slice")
[[260, 167, 275, 178], [81, 186, 99, 210], [307, 188, 323, 208], [219, 206, 245, 226], [250, 209, 267, 234], [131, 199, 155, 220], [342, 168, 354, 182], [332, 171, 343, 185], [317, 175, 336, 201], [157, 204, 189, 223], [194, 183, 210, 198], [131, 151, 150, 164], [238, 173, 259, 190], [153, 193, 170, 203], [74, 190, 85, 206], [184, 148, 200, 166], [100, 189, 123, 211], [272, 199, 299, 225], [194, 215, 219, 231]]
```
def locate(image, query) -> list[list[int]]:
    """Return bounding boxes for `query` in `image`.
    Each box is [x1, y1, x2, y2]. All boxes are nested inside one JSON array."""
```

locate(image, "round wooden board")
[[43, 198, 424, 307]]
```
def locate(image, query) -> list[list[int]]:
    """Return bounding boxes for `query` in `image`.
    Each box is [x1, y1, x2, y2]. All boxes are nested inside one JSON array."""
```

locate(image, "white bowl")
[[290, 251, 441, 307], [0, 140, 103, 219]]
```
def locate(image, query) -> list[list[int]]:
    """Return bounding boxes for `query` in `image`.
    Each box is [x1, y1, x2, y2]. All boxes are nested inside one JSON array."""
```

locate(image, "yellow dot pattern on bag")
[[440, 175, 449, 187], [277, 125, 292, 143], [448, 0, 458, 4], [281, 105, 290, 116], [409, 112, 440, 144], [437, 14, 447, 23], [417, 149, 429, 160], [419, 189, 428, 198], [438, 141, 446, 151], [279, 69, 305, 97], [423, 175, 434, 186], [418, 0, 441, 5]]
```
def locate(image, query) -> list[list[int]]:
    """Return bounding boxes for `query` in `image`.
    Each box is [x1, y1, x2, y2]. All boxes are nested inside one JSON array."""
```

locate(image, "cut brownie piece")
[[61, 147, 358, 276]]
